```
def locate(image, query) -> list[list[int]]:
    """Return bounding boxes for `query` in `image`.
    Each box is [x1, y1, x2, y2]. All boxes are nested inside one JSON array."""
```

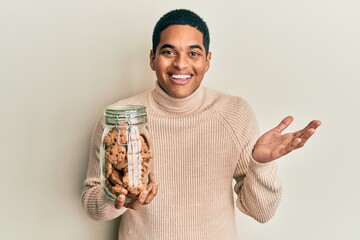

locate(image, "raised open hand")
[[252, 116, 321, 163]]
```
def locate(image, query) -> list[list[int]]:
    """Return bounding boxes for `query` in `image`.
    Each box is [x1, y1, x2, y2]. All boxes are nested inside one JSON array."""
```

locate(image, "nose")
[[172, 54, 188, 70]]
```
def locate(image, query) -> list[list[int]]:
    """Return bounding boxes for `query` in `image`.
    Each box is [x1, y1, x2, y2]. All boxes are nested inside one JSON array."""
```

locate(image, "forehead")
[[159, 25, 204, 47]]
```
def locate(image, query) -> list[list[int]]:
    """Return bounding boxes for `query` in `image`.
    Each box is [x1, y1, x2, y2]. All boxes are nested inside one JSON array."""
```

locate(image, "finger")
[[308, 120, 321, 129], [143, 172, 158, 204], [145, 172, 156, 193], [144, 182, 159, 205], [125, 190, 148, 210], [297, 120, 321, 138], [148, 172, 156, 183], [288, 137, 302, 151], [114, 194, 125, 209], [284, 128, 315, 151], [295, 128, 316, 148], [273, 116, 294, 133]]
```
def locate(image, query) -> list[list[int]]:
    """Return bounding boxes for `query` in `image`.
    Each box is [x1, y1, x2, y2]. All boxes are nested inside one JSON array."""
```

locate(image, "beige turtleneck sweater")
[[82, 82, 282, 240]]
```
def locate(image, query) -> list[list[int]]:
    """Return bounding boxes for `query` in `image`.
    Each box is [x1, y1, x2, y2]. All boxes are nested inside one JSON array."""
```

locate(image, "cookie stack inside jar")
[[100, 105, 152, 203]]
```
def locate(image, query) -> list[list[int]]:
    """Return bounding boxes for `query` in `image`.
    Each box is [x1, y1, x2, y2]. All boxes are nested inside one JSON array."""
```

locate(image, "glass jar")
[[100, 105, 152, 203]]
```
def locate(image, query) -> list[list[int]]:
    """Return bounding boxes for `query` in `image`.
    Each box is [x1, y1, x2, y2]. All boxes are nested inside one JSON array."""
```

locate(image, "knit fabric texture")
[[82, 82, 282, 240]]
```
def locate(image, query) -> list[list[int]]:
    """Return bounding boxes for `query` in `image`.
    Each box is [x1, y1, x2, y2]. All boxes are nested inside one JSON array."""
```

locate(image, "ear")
[[149, 50, 155, 71], [205, 51, 212, 72]]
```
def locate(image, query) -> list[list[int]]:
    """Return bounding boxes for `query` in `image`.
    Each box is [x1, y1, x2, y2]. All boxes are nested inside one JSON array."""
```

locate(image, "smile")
[[168, 74, 192, 85], [170, 74, 192, 79]]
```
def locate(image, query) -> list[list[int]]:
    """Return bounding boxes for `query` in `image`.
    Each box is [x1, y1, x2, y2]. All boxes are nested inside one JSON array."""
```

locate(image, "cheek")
[[155, 60, 168, 74], [194, 63, 207, 75], [193, 58, 207, 69]]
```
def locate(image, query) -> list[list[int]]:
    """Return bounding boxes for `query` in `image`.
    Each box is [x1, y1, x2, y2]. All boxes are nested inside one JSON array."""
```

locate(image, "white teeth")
[[172, 74, 191, 79]]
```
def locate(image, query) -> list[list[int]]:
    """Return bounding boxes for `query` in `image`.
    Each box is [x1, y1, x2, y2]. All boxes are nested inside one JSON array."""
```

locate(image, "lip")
[[168, 73, 193, 85]]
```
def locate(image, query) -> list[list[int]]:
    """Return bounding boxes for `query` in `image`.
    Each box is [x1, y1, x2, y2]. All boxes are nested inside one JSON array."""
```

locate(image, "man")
[[82, 9, 321, 239]]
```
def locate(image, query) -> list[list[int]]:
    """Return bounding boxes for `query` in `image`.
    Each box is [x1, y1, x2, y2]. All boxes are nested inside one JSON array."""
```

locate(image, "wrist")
[[251, 145, 268, 163]]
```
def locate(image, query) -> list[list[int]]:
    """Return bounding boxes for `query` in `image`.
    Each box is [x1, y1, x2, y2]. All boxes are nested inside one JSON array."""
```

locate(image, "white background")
[[1, 0, 359, 239]]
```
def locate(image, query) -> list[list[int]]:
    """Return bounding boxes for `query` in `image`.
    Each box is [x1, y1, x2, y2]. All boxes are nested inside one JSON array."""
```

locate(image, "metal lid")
[[105, 105, 147, 125]]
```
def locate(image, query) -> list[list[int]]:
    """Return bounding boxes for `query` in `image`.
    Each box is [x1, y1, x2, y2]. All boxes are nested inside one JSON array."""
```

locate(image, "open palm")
[[252, 116, 321, 163]]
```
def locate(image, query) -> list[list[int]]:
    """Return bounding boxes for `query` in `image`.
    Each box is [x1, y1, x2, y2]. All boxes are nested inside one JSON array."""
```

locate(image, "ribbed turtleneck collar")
[[150, 81, 206, 116]]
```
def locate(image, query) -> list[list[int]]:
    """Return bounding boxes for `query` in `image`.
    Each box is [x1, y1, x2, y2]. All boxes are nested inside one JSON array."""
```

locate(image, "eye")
[[190, 51, 200, 57], [162, 50, 174, 55]]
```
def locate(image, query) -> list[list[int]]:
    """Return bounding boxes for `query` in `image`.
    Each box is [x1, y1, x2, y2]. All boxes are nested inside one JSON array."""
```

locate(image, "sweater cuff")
[[248, 157, 277, 178]]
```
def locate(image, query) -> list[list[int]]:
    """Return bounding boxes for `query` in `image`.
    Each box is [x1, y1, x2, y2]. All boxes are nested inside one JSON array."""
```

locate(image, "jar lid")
[[105, 105, 147, 125]]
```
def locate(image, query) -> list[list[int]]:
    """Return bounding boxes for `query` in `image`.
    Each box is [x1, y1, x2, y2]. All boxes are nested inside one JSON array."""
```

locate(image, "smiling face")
[[150, 25, 212, 98]]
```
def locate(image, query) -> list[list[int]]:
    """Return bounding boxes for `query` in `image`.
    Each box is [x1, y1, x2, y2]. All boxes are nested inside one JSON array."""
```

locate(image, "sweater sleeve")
[[231, 100, 282, 223], [81, 115, 127, 221], [234, 157, 282, 223]]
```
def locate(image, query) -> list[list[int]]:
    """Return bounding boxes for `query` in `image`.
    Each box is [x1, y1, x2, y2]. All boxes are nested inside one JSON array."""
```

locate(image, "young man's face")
[[150, 25, 211, 98]]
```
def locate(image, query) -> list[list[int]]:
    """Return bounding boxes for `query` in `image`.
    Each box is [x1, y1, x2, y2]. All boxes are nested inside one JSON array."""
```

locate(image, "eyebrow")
[[159, 44, 175, 50], [189, 45, 204, 51], [159, 44, 204, 52]]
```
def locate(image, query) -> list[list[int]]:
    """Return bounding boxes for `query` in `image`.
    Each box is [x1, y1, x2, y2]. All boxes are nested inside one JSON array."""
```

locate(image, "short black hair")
[[152, 9, 210, 55]]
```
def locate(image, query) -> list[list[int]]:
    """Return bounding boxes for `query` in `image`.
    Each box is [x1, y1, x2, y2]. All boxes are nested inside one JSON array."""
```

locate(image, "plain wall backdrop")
[[1, 0, 359, 239]]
